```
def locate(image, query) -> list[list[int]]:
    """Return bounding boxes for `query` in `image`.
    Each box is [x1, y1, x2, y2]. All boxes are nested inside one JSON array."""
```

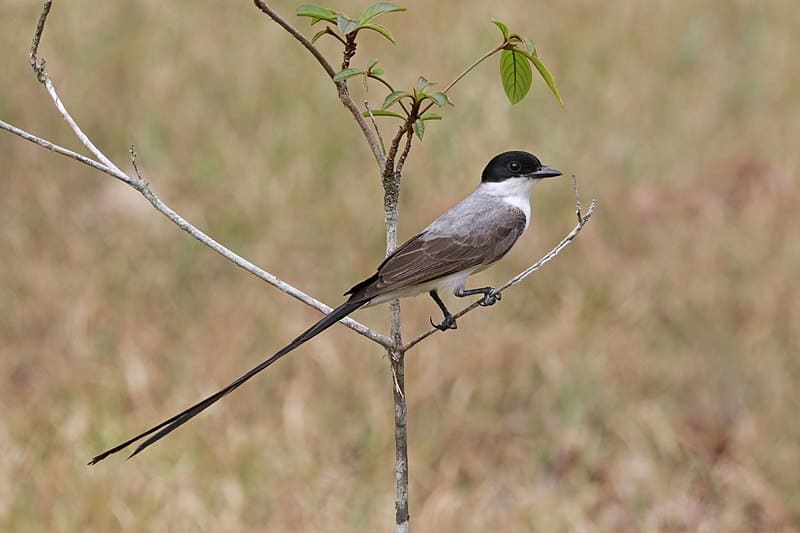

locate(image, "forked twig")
[[252, 0, 386, 170], [1, 1, 391, 350]]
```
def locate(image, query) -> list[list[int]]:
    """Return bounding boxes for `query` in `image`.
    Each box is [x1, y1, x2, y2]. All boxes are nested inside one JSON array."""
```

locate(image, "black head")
[[480, 150, 562, 183]]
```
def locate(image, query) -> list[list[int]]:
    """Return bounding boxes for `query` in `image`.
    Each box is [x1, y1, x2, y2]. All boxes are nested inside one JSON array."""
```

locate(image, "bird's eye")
[[508, 161, 522, 173]]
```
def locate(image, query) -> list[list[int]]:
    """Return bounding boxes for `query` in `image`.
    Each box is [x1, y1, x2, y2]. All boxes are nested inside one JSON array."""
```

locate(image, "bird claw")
[[430, 315, 457, 331], [480, 291, 501, 307]]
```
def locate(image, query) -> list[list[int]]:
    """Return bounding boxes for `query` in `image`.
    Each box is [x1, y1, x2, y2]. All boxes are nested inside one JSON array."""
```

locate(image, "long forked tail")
[[89, 298, 366, 465]]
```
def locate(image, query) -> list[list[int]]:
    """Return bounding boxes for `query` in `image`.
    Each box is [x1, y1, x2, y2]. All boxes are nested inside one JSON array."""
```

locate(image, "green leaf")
[[412, 118, 425, 140], [491, 18, 509, 40], [359, 23, 397, 44], [500, 48, 532, 104], [337, 14, 358, 35], [420, 113, 442, 121], [359, 2, 406, 25], [333, 68, 363, 82], [371, 67, 385, 75], [521, 35, 536, 56], [367, 58, 379, 70], [527, 54, 564, 106], [311, 29, 329, 43], [296, 5, 337, 22], [361, 109, 405, 119], [383, 90, 409, 109], [415, 76, 434, 93], [427, 92, 451, 107]]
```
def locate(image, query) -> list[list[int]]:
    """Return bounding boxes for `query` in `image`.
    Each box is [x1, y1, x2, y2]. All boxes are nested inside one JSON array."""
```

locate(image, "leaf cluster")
[[297, 4, 564, 142], [376, 76, 451, 139], [297, 2, 405, 44]]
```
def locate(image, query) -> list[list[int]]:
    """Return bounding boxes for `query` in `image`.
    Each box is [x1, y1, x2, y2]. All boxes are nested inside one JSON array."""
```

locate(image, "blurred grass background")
[[1, 0, 798, 531]]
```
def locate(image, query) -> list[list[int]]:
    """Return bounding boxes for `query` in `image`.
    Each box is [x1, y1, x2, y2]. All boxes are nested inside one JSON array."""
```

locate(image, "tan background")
[[1, 1, 797, 530]]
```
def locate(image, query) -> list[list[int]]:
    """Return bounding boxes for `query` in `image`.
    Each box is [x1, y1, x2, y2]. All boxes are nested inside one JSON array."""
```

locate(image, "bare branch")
[[252, 0, 386, 170], [364, 100, 386, 156], [403, 188, 597, 351], [498, 199, 596, 290], [419, 42, 505, 116], [0, 119, 127, 183], [374, 82, 416, 533], [29, 0, 52, 77], [391, 347, 409, 531], [572, 173, 584, 223], [395, 129, 413, 179], [45, 76, 124, 172], [2, 119, 392, 348]]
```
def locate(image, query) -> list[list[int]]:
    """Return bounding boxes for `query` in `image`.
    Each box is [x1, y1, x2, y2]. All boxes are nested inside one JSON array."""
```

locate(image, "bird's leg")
[[428, 290, 457, 331], [454, 286, 501, 307]]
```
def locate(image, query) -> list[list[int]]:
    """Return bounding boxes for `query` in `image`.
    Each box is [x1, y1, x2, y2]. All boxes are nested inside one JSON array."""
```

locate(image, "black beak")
[[531, 166, 562, 179]]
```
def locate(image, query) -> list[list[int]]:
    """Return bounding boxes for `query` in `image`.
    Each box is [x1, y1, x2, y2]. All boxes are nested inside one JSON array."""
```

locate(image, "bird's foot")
[[430, 314, 458, 331], [479, 291, 501, 307]]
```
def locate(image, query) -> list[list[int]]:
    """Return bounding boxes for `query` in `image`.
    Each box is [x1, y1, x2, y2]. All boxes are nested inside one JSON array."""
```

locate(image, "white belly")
[[364, 267, 481, 307]]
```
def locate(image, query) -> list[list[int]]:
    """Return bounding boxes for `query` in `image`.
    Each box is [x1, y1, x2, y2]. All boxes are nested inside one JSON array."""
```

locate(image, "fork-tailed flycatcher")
[[89, 150, 561, 464]]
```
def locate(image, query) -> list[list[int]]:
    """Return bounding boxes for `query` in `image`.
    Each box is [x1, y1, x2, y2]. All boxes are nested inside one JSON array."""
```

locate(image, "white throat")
[[478, 177, 537, 230]]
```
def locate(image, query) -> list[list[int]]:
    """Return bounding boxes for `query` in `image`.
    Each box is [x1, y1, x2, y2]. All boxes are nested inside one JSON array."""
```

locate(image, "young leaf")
[[521, 35, 535, 56], [337, 14, 358, 35], [412, 118, 425, 140], [527, 54, 564, 106], [311, 29, 329, 43], [362, 109, 405, 119], [500, 48, 532, 104], [359, 23, 397, 44], [296, 5, 337, 22], [415, 76, 434, 93], [491, 18, 510, 40], [333, 68, 363, 82], [420, 113, 442, 121], [359, 3, 406, 25], [371, 67, 385, 75], [427, 92, 451, 107], [367, 58, 380, 70], [383, 90, 409, 109]]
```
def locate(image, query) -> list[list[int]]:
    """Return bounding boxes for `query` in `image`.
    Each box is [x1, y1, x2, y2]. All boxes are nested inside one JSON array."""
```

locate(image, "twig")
[[1, 119, 392, 349], [0, 119, 130, 183], [391, 347, 409, 532], [403, 187, 597, 351], [341, 34, 357, 70], [2, 2, 392, 349], [364, 100, 386, 156], [30, 2, 122, 174], [419, 42, 505, 115], [395, 129, 413, 179], [383, 121, 414, 533], [28, 0, 52, 77], [252, 0, 385, 170], [322, 26, 347, 46], [367, 74, 410, 115], [572, 173, 583, 223], [441, 43, 505, 96]]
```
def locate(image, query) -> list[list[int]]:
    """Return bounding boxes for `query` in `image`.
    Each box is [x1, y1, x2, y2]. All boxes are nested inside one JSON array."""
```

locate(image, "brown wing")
[[346, 207, 526, 301]]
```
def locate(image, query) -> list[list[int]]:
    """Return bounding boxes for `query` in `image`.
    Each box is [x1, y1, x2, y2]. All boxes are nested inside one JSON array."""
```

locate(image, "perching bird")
[[89, 150, 561, 464]]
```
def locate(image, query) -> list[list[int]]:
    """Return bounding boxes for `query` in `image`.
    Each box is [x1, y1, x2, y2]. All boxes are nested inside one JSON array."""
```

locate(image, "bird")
[[88, 150, 561, 464]]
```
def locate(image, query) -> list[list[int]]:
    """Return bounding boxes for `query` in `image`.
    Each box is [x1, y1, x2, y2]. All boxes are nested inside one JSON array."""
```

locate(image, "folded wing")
[[346, 205, 526, 301]]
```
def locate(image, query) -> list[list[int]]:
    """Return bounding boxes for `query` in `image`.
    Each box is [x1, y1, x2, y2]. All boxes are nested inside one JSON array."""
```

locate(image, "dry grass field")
[[1, 1, 798, 531]]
